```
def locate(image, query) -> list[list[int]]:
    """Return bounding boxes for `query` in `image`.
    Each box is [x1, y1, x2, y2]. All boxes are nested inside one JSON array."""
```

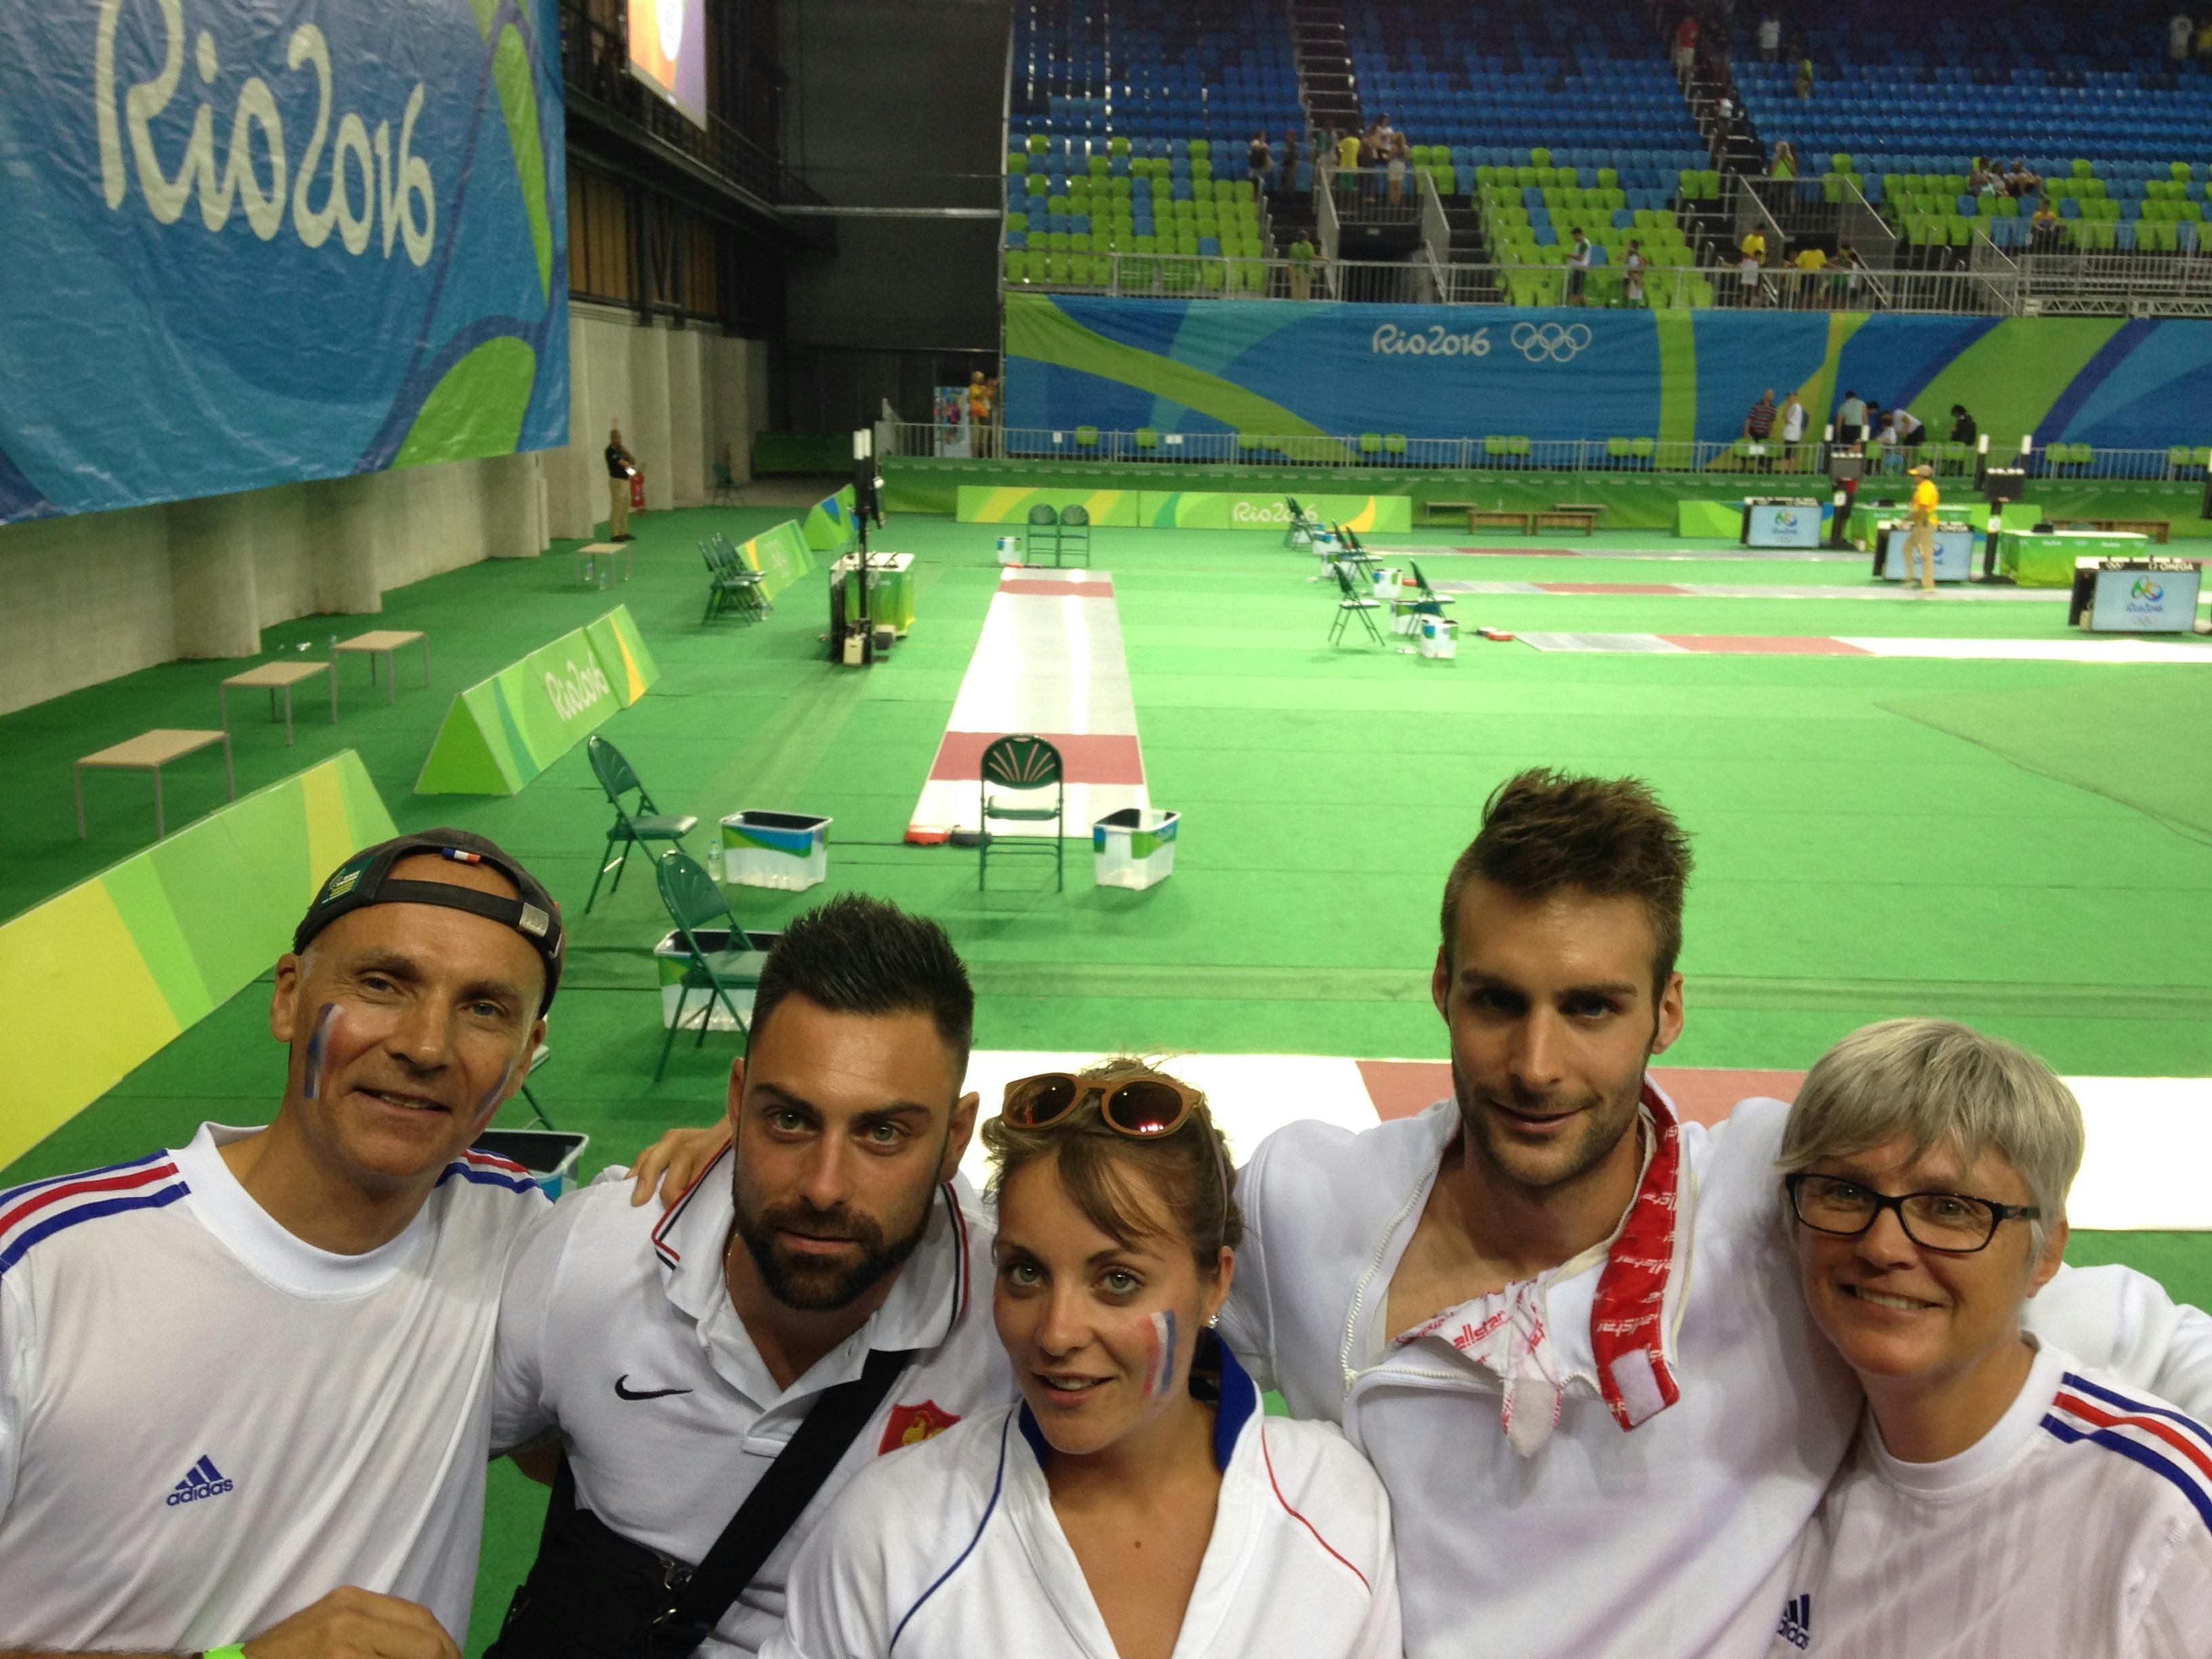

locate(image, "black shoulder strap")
[[646, 1345, 914, 1657]]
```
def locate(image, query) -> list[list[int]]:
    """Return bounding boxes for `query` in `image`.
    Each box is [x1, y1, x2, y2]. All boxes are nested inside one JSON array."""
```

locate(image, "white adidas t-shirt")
[[490, 1150, 1014, 1658], [1768, 1342, 2212, 1657], [762, 1343, 1399, 1659], [0, 1124, 546, 1651]]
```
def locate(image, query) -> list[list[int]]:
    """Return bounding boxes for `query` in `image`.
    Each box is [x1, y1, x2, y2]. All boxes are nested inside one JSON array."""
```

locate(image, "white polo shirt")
[[762, 1340, 1400, 1659], [1221, 1089, 2212, 1659], [1769, 1342, 2212, 1656], [491, 1149, 1013, 1658], [0, 1124, 546, 1651]]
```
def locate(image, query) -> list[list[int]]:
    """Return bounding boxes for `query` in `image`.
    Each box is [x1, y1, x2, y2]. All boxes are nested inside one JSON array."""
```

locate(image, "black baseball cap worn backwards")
[[294, 830, 565, 1012]]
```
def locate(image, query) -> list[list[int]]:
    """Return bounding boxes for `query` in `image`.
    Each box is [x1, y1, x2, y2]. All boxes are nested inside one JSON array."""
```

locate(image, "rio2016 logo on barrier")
[[95, 0, 436, 264], [2131, 577, 2166, 603], [1229, 500, 1292, 523], [1371, 323, 1491, 357], [1773, 510, 1799, 530], [1509, 323, 1593, 363], [545, 659, 611, 722]]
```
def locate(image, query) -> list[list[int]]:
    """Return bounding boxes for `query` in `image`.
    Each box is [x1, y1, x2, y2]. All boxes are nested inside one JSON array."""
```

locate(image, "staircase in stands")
[[1290, 0, 1361, 141]]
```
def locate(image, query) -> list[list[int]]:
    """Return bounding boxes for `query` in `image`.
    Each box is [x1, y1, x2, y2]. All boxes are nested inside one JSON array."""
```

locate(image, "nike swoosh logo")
[[614, 1374, 693, 1401]]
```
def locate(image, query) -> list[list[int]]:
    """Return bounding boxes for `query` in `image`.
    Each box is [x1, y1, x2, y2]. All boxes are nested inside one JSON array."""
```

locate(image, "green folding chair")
[[1025, 504, 1061, 564], [979, 735, 1065, 891], [585, 735, 698, 914], [1329, 563, 1387, 647], [699, 540, 762, 623], [1057, 504, 1092, 567], [652, 851, 775, 1082], [710, 461, 744, 506]]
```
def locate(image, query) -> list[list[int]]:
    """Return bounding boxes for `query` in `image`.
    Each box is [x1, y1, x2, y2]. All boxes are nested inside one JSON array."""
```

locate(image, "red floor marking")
[[1356, 1060, 1803, 1128], [1658, 634, 1872, 655], [927, 731, 1145, 784], [1536, 581, 1690, 596], [998, 578, 1116, 597], [1451, 555, 1593, 571]]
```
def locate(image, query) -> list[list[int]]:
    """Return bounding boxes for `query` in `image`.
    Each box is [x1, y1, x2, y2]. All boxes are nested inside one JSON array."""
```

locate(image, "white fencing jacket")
[[1219, 1087, 2212, 1659], [763, 1339, 1401, 1659]]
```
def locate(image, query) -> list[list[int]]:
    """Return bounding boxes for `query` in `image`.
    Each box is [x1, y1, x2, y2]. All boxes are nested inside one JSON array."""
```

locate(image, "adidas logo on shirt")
[[165, 1455, 235, 1507], [1776, 1591, 1812, 1650]]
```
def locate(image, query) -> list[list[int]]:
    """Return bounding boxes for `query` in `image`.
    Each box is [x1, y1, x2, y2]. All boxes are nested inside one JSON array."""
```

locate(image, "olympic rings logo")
[[1510, 323, 1593, 363]]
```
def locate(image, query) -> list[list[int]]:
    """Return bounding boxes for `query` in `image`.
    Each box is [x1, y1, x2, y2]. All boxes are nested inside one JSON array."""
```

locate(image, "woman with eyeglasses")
[[763, 1058, 1401, 1659], [1769, 1019, 2212, 1656]]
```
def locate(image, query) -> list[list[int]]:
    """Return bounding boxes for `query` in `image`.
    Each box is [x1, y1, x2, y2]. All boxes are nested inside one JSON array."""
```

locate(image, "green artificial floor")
[[5, 506, 2209, 1652]]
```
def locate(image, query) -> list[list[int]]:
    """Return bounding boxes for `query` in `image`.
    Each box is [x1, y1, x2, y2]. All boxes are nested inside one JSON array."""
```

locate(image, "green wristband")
[[203, 1646, 249, 1659]]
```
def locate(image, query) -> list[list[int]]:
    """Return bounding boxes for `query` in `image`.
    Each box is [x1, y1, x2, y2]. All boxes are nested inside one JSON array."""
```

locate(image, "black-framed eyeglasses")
[[1785, 1172, 2041, 1254]]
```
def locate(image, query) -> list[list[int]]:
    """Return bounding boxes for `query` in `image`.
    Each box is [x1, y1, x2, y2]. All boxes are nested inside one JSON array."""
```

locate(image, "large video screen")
[[629, 0, 709, 129]]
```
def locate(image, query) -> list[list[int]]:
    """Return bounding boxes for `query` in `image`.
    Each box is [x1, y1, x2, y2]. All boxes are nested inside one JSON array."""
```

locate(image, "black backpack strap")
[[644, 1345, 915, 1658]]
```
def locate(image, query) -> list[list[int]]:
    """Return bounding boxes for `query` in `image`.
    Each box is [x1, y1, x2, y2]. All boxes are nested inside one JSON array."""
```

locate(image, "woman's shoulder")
[[837, 1403, 1024, 1519], [1246, 1414, 1390, 1512]]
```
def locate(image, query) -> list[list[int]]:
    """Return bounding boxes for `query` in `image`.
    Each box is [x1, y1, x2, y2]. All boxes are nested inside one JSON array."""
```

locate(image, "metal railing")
[[1315, 177, 1343, 270], [558, 0, 821, 211], [1318, 163, 1427, 227], [880, 422, 2210, 484], [1418, 170, 1452, 300]]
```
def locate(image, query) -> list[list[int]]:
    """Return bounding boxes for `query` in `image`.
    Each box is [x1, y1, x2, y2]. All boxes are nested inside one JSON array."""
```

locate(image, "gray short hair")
[[1778, 1018, 2084, 1256]]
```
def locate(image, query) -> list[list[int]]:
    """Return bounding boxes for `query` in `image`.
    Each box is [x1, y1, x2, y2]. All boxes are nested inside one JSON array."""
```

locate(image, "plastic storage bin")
[[654, 927, 781, 1031], [1092, 808, 1180, 890], [1418, 615, 1458, 659], [720, 811, 832, 890], [470, 1129, 590, 1200]]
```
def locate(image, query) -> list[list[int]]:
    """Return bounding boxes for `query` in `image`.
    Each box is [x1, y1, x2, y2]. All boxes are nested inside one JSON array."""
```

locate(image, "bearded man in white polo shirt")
[[1219, 768, 2212, 1659], [487, 894, 1008, 1659], [0, 830, 567, 1659]]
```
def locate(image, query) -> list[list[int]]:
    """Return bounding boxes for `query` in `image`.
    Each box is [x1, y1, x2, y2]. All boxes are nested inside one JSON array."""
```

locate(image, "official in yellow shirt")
[[1902, 464, 1940, 592]]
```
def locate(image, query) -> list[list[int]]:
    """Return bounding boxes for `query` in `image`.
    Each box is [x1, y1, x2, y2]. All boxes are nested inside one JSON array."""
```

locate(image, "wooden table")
[[333, 630, 430, 704], [1552, 501, 1605, 525], [1467, 508, 1533, 533], [75, 729, 234, 839], [575, 541, 631, 586], [219, 660, 334, 745], [1423, 499, 1485, 526], [1536, 508, 1598, 534]]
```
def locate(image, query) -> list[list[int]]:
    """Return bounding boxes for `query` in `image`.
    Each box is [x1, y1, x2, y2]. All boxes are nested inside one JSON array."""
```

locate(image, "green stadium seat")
[[1359, 433, 1382, 455], [1384, 434, 1408, 458]]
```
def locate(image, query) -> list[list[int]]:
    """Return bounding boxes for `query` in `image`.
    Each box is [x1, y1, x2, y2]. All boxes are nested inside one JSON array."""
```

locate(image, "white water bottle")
[[705, 841, 724, 882]]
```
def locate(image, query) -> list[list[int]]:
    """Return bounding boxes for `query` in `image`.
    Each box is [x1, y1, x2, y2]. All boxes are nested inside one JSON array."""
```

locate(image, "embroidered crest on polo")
[[879, 1399, 962, 1454]]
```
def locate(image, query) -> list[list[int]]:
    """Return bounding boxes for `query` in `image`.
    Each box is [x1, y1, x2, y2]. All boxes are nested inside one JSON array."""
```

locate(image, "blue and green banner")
[[0, 0, 567, 524], [1007, 294, 2212, 451], [956, 486, 1140, 525], [1136, 491, 1411, 531]]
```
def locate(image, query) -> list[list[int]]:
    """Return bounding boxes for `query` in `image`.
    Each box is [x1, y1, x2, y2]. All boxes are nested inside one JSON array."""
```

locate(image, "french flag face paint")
[[1142, 1310, 1179, 1399], [302, 1002, 340, 1101]]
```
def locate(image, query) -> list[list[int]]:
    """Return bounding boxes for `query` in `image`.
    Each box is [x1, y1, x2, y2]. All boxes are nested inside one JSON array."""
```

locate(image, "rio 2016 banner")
[[1005, 293, 2212, 453], [0, 0, 567, 525]]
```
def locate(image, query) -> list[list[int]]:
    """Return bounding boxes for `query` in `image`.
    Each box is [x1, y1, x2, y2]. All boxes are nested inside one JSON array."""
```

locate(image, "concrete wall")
[[0, 308, 766, 716]]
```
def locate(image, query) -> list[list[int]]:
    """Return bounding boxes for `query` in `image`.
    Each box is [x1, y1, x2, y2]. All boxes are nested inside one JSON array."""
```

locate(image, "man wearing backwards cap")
[[0, 830, 568, 1659]]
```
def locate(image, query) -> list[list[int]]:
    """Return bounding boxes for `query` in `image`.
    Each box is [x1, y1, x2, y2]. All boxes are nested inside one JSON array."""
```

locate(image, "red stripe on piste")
[[928, 732, 1145, 785], [0, 1161, 180, 1244], [2057, 1392, 2212, 1487], [998, 579, 1116, 598], [1261, 1426, 1370, 1592]]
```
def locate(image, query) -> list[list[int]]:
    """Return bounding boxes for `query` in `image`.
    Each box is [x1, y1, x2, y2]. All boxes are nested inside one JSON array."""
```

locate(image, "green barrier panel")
[[736, 520, 819, 600], [955, 485, 1141, 525], [1673, 499, 1743, 537], [1135, 491, 1411, 531], [0, 752, 396, 1168], [801, 486, 859, 554], [416, 605, 658, 796], [1996, 531, 2154, 587]]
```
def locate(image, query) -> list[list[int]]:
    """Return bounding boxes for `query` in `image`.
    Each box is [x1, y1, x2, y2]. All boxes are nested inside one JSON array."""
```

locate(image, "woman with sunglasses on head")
[[763, 1058, 1401, 1659], [1767, 1019, 2212, 1657]]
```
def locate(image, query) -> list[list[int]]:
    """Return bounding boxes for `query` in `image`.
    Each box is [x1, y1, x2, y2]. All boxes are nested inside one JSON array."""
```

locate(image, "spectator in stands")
[[1673, 12, 1699, 76], [1738, 247, 1764, 306], [1248, 132, 1273, 192], [1837, 388, 1869, 446], [1893, 406, 1926, 449], [1792, 241, 1826, 308], [1336, 126, 1359, 178], [967, 373, 993, 459], [1279, 127, 1301, 195], [1830, 241, 1860, 307], [1771, 141, 1798, 181], [2030, 197, 2062, 253], [1287, 233, 1318, 301], [2197, 17, 2212, 59], [1758, 10, 1782, 61], [1795, 54, 1816, 100], [1967, 159, 1995, 196], [2172, 12, 2196, 61], [1622, 239, 1649, 307], [2005, 157, 2041, 197], [1950, 405, 1978, 447], [1741, 224, 1767, 266], [1387, 134, 1409, 205], [1565, 228, 1592, 305]]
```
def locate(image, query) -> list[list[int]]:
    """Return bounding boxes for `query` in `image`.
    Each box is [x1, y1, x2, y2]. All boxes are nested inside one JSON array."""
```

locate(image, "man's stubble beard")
[[1450, 1023, 1657, 1200], [728, 1136, 947, 1313]]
